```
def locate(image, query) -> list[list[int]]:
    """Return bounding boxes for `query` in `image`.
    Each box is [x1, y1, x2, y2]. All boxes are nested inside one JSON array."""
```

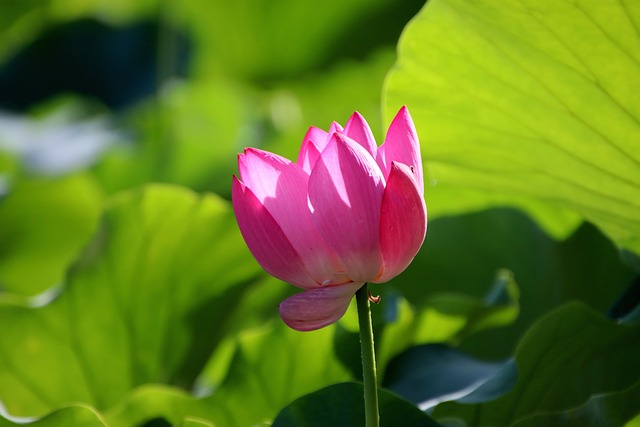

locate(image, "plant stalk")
[[356, 283, 380, 427]]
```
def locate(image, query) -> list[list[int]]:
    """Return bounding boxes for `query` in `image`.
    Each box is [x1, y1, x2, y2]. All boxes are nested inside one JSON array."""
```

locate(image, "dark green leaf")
[[393, 209, 635, 360], [383, 344, 516, 410], [433, 303, 640, 426], [272, 382, 441, 427], [512, 379, 640, 427]]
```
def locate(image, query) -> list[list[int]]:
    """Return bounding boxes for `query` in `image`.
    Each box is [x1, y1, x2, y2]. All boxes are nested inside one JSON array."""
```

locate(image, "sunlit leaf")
[[101, 322, 350, 427], [0, 405, 106, 427], [203, 322, 352, 427], [385, 0, 640, 252], [103, 385, 207, 427], [0, 185, 261, 417]]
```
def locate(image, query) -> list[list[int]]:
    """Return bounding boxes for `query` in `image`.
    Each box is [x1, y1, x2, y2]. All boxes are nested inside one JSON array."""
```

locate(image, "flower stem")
[[356, 283, 379, 427]]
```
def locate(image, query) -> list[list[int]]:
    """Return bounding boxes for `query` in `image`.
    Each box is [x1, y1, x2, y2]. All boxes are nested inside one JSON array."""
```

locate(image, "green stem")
[[356, 283, 380, 427]]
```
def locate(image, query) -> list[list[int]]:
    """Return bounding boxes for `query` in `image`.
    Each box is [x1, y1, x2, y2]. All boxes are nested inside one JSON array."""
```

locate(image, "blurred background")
[[0, 0, 424, 198], [0, 1, 638, 425], [0, 0, 637, 375]]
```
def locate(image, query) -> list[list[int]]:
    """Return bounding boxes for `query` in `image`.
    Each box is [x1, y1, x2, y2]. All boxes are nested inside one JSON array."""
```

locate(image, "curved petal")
[[279, 282, 364, 331], [239, 148, 343, 284], [308, 133, 385, 282], [344, 111, 378, 158], [297, 127, 326, 174], [376, 106, 424, 196], [376, 162, 427, 283], [232, 176, 317, 289], [328, 121, 344, 137]]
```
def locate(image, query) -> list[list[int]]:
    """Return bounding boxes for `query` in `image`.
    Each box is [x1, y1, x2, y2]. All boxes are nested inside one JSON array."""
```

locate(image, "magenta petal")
[[376, 106, 424, 196], [238, 149, 343, 285], [308, 133, 385, 282], [344, 112, 378, 158], [297, 127, 327, 173], [376, 162, 427, 283], [232, 176, 318, 289], [279, 282, 364, 331], [328, 121, 344, 135]]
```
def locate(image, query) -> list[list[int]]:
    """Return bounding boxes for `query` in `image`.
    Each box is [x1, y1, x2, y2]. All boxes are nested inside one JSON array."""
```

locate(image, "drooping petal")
[[308, 133, 385, 282], [344, 111, 378, 158], [232, 176, 318, 289], [376, 162, 427, 283], [239, 149, 344, 284], [376, 106, 424, 196], [279, 282, 364, 331]]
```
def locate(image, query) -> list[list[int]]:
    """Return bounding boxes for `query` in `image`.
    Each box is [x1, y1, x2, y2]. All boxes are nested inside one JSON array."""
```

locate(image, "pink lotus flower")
[[232, 107, 427, 331]]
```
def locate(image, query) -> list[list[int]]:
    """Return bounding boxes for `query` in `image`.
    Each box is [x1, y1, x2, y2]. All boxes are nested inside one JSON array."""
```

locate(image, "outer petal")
[[279, 282, 364, 331], [376, 162, 427, 283], [232, 176, 317, 289], [376, 106, 424, 196], [239, 148, 343, 285], [308, 133, 385, 282], [344, 111, 378, 158]]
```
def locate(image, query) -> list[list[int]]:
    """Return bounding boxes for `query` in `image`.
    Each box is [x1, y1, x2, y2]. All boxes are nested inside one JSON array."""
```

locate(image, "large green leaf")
[[0, 185, 261, 417], [272, 382, 441, 427], [433, 302, 640, 426], [103, 322, 351, 427], [203, 322, 352, 427], [385, 0, 640, 252], [0, 174, 102, 296]]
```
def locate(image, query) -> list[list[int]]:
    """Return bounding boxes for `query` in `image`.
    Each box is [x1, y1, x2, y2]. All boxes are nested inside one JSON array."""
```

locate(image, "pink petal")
[[279, 282, 364, 331], [376, 162, 427, 283], [297, 127, 327, 174], [344, 112, 378, 158], [232, 176, 318, 289], [328, 121, 344, 136], [238, 149, 343, 285], [376, 106, 424, 196], [308, 133, 385, 283]]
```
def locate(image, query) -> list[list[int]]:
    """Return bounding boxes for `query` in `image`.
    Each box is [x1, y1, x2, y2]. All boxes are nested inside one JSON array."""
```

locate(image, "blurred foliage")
[[0, 0, 638, 426]]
